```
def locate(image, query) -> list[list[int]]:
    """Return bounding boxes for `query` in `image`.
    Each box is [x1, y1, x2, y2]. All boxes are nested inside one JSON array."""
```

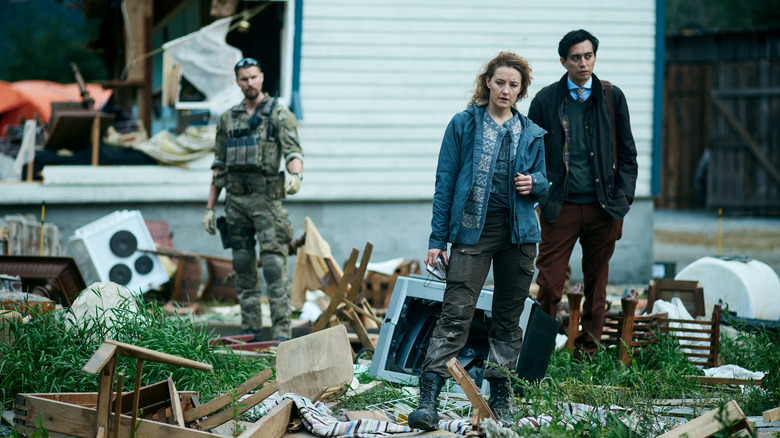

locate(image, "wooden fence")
[[659, 30, 780, 215]]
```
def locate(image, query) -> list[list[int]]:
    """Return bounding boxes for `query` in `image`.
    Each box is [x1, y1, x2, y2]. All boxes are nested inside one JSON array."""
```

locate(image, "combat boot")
[[407, 372, 445, 431], [488, 378, 513, 425]]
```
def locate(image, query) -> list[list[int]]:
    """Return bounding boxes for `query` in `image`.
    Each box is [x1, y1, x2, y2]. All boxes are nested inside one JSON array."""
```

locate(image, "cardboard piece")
[[291, 217, 342, 309], [276, 325, 354, 400]]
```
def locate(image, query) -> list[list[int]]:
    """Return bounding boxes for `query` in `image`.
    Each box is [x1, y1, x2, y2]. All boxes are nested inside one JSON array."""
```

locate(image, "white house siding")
[[0, 0, 657, 284], [295, 0, 656, 202]]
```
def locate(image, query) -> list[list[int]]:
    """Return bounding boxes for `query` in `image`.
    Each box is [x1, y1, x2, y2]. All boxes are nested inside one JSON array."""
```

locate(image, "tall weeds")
[[0, 295, 271, 410]]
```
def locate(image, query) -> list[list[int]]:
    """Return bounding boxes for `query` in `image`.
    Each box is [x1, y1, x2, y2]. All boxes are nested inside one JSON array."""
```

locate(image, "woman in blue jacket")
[[408, 51, 548, 431]]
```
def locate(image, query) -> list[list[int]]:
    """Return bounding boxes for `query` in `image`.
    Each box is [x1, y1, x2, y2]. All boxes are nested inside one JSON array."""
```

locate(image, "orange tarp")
[[0, 80, 113, 135]]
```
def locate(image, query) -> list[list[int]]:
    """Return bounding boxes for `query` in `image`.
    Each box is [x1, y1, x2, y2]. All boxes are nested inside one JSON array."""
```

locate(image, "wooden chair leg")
[[312, 249, 359, 333], [618, 290, 639, 366]]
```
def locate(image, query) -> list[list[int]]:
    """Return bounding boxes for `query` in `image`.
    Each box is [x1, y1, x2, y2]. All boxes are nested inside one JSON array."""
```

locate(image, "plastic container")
[[675, 256, 780, 320]]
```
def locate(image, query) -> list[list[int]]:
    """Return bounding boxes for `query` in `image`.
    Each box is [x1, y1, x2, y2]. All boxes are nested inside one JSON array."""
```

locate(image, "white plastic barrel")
[[675, 256, 780, 320]]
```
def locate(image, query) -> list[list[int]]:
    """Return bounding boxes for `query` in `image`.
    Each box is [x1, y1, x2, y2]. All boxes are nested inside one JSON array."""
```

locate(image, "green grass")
[[0, 293, 271, 411], [2, 294, 778, 437], [335, 325, 779, 437]]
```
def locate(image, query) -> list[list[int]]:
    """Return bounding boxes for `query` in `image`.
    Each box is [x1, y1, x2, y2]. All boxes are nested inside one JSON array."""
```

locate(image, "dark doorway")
[[226, 2, 285, 96]]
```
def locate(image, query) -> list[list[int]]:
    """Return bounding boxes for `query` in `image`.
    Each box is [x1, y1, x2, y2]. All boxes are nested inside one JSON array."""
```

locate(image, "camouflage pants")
[[225, 192, 293, 340], [421, 212, 536, 381]]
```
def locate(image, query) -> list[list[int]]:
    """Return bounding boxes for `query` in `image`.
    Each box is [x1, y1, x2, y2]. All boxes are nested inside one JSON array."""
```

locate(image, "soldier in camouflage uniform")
[[203, 57, 303, 343]]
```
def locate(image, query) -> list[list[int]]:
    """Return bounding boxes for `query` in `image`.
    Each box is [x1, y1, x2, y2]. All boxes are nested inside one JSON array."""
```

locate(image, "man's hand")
[[203, 209, 216, 234], [285, 173, 302, 195]]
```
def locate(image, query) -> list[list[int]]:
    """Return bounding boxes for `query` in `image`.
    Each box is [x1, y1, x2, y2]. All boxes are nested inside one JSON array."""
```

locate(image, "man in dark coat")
[[528, 29, 638, 358]]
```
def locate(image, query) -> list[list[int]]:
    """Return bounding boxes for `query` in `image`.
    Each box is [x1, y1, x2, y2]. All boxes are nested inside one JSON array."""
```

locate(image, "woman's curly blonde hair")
[[469, 51, 532, 108]]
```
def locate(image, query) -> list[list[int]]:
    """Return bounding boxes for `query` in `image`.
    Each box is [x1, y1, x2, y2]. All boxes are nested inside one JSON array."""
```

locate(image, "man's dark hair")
[[234, 57, 262, 76], [558, 29, 599, 59]]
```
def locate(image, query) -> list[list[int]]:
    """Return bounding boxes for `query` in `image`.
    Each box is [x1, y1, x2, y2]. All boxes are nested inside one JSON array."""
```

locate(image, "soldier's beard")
[[243, 89, 260, 100]]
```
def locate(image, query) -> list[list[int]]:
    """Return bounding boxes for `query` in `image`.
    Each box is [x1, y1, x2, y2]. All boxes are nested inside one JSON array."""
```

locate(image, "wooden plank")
[[684, 376, 763, 386], [14, 394, 215, 438], [340, 307, 376, 352], [764, 407, 780, 424], [104, 339, 213, 371], [184, 368, 273, 423], [95, 355, 116, 436], [276, 325, 354, 400], [90, 115, 100, 166], [238, 398, 295, 438], [658, 400, 754, 438], [167, 377, 185, 428], [344, 242, 373, 304], [312, 249, 359, 332], [195, 381, 279, 431], [445, 357, 495, 425], [112, 373, 123, 438], [340, 298, 382, 326], [81, 343, 118, 374]]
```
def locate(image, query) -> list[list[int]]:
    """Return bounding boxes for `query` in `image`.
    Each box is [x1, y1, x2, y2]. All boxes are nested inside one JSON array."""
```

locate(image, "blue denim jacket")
[[429, 104, 548, 250]]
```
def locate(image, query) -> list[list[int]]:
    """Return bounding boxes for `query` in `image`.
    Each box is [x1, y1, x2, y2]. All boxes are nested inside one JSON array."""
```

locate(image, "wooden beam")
[[657, 400, 754, 438], [168, 377, 185, 427], [90, 115, 100, 166], [183, 368, 273, 423], [112, 373, 123, 438], [763, 407, 780, 424], [122, 0, 152, 135], [683, 376, 763, 386], [446, 357, 495, 427], [312, 249, 359, 332], [82, 343, 119, 374], [618, 291, 639, 366], [14, 394, 215, 438], [340, 307, 376, 352], [194, 381, 279, 431], [237, 397, 294, 438], [104, 339, 213, 371], [95, 355, 116, 435]]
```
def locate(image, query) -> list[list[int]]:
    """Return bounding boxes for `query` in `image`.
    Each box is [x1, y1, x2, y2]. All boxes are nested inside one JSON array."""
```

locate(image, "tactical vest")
[[224, 96, 280, 175]]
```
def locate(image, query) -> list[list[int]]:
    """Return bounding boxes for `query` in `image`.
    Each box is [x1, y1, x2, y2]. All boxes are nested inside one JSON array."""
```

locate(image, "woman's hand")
[[514, 173, 533, 195], [425, 248, 448, 268]]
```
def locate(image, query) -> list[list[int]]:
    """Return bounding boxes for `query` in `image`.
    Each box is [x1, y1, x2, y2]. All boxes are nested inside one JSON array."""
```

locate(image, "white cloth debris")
[[12, 120, 37, 181], [651, 297, 709, 359], [162, 18, 244, 121], [365, 258, 406, 276], [703, 364, 765, 380]]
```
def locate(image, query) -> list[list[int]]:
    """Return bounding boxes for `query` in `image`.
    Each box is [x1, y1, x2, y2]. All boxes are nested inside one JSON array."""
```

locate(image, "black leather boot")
[[488, 378, 513, 424], [408, 372, 445, 430]]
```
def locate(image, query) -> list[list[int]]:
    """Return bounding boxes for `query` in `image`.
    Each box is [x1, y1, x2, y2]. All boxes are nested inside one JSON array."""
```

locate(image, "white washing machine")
[[69, 210, 169, 295]]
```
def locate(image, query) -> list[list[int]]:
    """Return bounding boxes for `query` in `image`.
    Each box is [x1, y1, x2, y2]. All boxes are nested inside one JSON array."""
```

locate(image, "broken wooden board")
[[657, 400, 755, 438], [194, 381, 279, 431], [276, 325, 354, 400], [103, 339, 213, 372], [14, 394, 213, 438], [446, 357, 495, 426], [683, 376, 762, 386], [241, 398, 296, 438], [183, 368, 273, 424], [764, 406, 780, 423]]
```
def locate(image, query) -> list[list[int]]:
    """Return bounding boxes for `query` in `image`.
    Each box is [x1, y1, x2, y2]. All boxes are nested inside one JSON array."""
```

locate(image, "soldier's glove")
[[285, 173, 302, 195], [203, 209, 216, 235]]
